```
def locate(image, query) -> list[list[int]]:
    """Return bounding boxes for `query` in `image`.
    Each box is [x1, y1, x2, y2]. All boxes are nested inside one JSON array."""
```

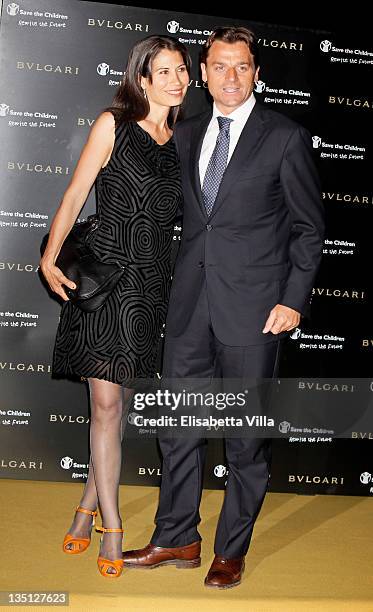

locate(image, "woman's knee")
[[90, 395, 123, 424]]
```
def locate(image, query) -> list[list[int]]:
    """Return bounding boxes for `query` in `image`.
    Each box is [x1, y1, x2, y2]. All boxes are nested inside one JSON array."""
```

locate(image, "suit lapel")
[[209, 104, 269, 220], [189, 112, 211, 220]]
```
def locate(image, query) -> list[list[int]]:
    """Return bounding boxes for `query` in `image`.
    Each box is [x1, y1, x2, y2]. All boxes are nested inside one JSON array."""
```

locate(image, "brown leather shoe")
[[204, 554, 245, 589], [122, 540, 201, 569]]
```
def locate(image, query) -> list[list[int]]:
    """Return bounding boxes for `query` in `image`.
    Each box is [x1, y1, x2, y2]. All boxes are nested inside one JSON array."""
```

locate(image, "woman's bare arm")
[[40, 111, 115, 301]]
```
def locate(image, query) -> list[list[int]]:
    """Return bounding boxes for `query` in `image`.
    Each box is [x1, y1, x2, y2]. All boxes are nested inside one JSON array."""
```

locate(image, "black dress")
[[52, 120, 182, 385]]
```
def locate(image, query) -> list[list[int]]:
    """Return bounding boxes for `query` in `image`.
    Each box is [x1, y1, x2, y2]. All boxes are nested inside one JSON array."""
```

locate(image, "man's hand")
[[262, 304, 300, 335]]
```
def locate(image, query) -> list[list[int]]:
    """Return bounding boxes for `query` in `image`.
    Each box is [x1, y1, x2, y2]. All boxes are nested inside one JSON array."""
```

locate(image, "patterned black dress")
[[52, 120, 182, 385]]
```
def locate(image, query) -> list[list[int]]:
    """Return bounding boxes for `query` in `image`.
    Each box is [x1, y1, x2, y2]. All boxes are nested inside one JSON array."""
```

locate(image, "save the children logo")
[[167, 21, 179, 33], [360, 471, 372, 484], [214, 465, 227, 478], [97, 62, 110, 76], [60, 456, 73, 470], [320, 40, 332, 53], [7, 3, 20, 16], [254, 80, 266, 93]]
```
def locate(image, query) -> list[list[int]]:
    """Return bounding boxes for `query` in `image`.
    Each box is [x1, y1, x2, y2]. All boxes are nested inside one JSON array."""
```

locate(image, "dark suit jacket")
[[167, 102, 325, 346]]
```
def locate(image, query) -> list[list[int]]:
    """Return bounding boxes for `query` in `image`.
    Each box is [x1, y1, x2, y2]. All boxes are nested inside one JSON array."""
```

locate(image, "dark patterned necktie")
[[202, 116, 233, 216]]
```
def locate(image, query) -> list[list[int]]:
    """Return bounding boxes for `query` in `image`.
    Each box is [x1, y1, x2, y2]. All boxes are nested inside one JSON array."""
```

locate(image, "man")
[[123, 26, 324, 588]]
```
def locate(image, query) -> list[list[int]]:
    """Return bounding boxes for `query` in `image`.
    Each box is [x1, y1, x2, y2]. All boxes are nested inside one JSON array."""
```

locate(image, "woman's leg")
[[88, 378, 123, 563], [78, 384, 134, 513], [65, 379, 133, 563]]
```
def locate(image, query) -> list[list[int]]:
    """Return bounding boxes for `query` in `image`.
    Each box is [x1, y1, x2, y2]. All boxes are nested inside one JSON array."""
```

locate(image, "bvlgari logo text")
[[0, 262, 39, 272], [138, 467, 162, 476], [329, 96, 373, 109], [77, 117, 95, 127], [87, 18, 149, 31], [289, 474, 344, 485], [0, 458, 43, 470], [312, 288, 365, 300], [16, 60, 79, 75], [323, 192, 373, 205], [50, 414, 90, 424], [0, 361, 51, 373], [257, 38, 303, 51], [362, 339, 373, 348], [352, 432, 373, 439], [7, 161, 69, 174], [298, 381, 353, 392]]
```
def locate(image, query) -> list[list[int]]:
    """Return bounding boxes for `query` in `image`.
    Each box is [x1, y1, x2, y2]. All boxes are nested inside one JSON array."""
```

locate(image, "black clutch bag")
[[41, 214, 125, 312]]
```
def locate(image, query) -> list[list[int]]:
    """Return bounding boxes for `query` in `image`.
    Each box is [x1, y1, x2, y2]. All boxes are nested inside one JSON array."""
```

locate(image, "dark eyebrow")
[[155, 63, 186, 70], [212, 61, 250, 66]]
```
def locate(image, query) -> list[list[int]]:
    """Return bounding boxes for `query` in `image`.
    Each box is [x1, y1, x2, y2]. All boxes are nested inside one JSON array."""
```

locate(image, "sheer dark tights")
[[65, 378, 133, 563]]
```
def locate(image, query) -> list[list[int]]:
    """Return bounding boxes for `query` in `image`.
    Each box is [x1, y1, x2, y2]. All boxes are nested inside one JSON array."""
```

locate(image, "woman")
[[40, 35, 191, 578]]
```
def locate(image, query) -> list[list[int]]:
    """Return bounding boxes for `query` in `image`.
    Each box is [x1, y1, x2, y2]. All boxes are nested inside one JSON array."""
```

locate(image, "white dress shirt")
[[199, 93, 256, 186]]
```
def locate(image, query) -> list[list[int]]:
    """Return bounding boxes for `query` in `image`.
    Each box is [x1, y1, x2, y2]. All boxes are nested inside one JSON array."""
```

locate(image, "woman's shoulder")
[[95, 110, 116, 130], [85, 112, 117, 157]]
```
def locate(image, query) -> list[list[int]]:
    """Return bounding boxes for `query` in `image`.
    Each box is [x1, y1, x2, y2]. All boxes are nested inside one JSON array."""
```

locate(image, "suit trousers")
[[151, 278, 281, 557]]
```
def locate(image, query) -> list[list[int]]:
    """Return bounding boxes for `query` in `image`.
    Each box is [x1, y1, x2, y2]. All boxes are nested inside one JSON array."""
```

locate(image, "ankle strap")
[[76, 506, 98, 517], [96, 526, 123, 534]]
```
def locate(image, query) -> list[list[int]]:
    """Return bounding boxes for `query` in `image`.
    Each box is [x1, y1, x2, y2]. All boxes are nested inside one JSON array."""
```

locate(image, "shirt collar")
[[212, 93, 256, 125]]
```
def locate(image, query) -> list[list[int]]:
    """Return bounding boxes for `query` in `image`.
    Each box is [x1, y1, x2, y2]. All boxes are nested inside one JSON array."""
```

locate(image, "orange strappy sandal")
[[62, 506, 98, 555], [96, 526, 124, 578]]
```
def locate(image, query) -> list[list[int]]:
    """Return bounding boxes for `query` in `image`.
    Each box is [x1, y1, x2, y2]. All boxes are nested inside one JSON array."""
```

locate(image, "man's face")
[[201, 40, 259, 115]]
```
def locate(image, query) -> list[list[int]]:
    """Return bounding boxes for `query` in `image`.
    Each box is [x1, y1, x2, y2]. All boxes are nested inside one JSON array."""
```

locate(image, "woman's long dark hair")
[[105, 35, 191, 128]]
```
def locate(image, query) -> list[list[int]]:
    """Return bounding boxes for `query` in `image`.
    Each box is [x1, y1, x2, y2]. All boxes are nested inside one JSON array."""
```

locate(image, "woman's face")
[[141, 49, 189, 108]]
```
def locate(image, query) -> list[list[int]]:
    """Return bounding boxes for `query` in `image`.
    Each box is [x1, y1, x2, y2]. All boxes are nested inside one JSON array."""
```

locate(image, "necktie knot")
[[217, 116, 233, 132]]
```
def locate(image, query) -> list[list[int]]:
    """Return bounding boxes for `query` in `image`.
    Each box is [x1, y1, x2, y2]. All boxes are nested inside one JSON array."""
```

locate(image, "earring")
[[143, 89, 147, 99]]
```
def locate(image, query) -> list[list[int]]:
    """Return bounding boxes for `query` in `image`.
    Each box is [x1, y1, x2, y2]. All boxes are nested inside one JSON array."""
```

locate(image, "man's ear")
[[200, 63, 207, 83], [254, 66, 260, 82]]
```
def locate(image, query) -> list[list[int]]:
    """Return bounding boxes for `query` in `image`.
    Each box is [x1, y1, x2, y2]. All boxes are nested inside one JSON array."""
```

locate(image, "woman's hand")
[[40, 257, 76, 301]]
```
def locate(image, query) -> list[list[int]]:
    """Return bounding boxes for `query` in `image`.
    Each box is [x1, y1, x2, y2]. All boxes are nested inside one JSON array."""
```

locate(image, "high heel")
[[63, 506, 98, 554], [96, 526, 124, 578]]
